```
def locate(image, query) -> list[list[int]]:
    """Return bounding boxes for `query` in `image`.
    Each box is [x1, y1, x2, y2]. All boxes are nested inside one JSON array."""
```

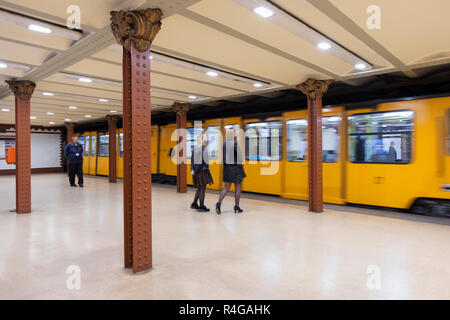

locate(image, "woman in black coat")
[[216, 128, 246, 214], [191, 132, 213, 212]]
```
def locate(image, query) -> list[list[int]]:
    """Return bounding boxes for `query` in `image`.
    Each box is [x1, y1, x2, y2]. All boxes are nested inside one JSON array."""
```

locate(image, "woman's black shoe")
[[215, 202, 221, 214], [190, 202, 199, 209], [197, 205, 210, 212], [234, 206, 243, 213]]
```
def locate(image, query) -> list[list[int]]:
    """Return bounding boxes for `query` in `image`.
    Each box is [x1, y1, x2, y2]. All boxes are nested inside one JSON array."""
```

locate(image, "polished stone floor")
[[0, 173, 449, 299]]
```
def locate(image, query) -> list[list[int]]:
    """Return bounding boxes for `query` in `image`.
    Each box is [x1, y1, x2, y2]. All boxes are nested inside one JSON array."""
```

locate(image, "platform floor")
[[0, 173, 449, 299]]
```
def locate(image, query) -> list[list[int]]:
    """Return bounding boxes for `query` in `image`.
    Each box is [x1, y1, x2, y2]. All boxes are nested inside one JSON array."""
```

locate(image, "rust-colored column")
[[6, 80, 36, 214], [65, 122, 75, 144], [173, 103, 190, 193], [106, 115, 119, 183], [297, 79, 333, 213], [111, 8, 162, 273]]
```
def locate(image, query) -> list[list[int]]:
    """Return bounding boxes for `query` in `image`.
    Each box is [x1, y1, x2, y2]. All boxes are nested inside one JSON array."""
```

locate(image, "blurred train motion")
[[74, 97, 450, 216]]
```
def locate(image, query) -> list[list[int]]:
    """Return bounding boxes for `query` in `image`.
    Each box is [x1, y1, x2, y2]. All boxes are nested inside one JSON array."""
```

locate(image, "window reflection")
[[187, 127, 203, 159], [98, 134, 109, 157], [91, 135, 97, 157], [119, 133, 123, 157], [245, 121, 282, 161], [83, 136, 90, 156], [206, 126, 220, 160], [348, 110, 414, 164]]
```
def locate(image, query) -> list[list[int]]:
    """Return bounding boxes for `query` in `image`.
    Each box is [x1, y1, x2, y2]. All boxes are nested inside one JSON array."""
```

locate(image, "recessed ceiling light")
[[49, 121, 55, 125], [65, 119, 71, 122], [42, 92, 54, 96], [110, 110, 118, 113], [1, 108, 10, 112], [30, 116, 36, 120], [188, 95, 197, 100], [85, 115, 92, 118], [28, 24, 52, 34], [317, 42, 332, 50], [99, 98, 108, 102], [253, 83, 263, 88], [0, 63, 7, 69], [206, 71, 219, 77], [355, 63, 367, 70], [254, 6, 274, 18], [68, 106, 77, 110], [46, 112, 54, 115], [149, 55, 154, 60], [78, 77, 92, 83]]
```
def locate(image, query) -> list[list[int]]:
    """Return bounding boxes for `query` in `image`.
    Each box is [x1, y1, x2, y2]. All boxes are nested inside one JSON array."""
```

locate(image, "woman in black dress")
[[216, 128, 246, 214], [191, 132, 213, 212]]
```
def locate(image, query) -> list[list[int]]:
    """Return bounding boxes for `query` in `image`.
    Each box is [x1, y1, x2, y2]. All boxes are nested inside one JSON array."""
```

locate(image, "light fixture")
[[85, 115, 92, 118], [30, 116, 36, 120], [42, 92, 54, 96], [317, 42, 332, 50], [0, 63, 7, 69], [68, 106, 77, 110], [253, 83, 263, 88], [149, 55, 154, 60], [64, 118, 71, 122], [206, 71, 219, 77], [254, 6, 274, 18], [49, 121, 55, 125], [78, 77, 92, 83], [1, 108, 10, 112], [355, 63, 367, 70], [188, 95, 197, 100], [110, 110, 118, 113], [46, 112, 54, 115], [99, 98, 108, 102], [28, 24, 52, 34]]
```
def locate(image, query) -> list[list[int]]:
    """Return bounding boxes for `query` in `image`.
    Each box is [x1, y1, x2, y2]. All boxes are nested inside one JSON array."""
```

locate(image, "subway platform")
[[0, 173, 449, 300]]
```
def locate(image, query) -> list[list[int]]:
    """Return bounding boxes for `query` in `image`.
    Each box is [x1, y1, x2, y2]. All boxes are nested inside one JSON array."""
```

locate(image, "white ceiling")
[[0, 0, 449, 126]]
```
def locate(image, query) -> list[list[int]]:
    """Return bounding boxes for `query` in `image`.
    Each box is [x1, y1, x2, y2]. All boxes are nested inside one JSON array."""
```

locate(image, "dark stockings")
[[193, 186, 206, 206], [218, 182, 241, 206]]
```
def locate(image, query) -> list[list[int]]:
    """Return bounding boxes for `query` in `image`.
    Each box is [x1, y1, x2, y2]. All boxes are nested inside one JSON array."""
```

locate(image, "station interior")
[[0, 0, 450, 300]]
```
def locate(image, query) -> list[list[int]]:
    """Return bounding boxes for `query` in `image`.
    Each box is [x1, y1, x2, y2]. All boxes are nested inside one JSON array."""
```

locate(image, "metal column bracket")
[[173, 103, 190, 193], [110, 8, 162, 273], [5, 80, 36, 214], [297, 79, 333, 213]]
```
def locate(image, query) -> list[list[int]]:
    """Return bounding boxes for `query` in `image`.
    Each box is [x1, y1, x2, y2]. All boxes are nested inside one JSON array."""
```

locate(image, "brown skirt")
[[193, 170, 214, 188]]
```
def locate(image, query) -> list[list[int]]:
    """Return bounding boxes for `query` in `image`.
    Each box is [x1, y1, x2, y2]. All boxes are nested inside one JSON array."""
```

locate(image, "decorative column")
[[172, 103, 190, 193], [297, 79, 333, 213], [6, 80, 36, 214], [65, 122, 75, 144], [106, 115, 119, 183], [111, 8, 162, 273]]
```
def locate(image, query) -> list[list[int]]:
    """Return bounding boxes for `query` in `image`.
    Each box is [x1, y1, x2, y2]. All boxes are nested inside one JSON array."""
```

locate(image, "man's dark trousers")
[[69, 163, 83, 186]]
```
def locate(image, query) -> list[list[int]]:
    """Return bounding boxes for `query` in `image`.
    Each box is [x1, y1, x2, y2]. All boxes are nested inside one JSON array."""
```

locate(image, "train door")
[[204, 119, 222, 190], [222, 117, 242, 192], [242, 118, 283, 195], [159, 124, 177, 176], [151, 125, 159, 174], [88, 132, 97, 175], [186, 123, 203, 186], [346, 106, 416, 209], [445, 109, 450, 192], [117, 129, 123, 179], [81, 133, 90, 174], [97, 132, 109, 176]]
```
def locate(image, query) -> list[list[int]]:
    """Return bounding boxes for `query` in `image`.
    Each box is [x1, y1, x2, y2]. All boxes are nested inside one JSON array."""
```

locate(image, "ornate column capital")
[[106, 114, 120, 126], [110, 8, 163, 53], [296, 79, 333, 99], [172, 102, 190, 114], [5, 80, 36, 100], [64, 122, 75, 130]]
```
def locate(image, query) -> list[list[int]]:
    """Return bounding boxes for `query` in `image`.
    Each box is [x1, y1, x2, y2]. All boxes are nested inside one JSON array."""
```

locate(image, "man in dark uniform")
[[64, 136, 84, 187]]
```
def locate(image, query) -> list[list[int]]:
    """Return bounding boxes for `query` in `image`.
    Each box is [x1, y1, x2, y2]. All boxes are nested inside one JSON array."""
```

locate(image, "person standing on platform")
[[190, 132, 213, 212], [216, 128, 246, 214], [64, 136, 84, 188]]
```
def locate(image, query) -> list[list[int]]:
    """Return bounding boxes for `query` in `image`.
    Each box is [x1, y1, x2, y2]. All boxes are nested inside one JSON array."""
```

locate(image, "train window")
[[287, 119, 307, 162], [186, 127, 203, 159], [78, 136, 85, 151], [83, 136, 90, 156], [286, 117, 341, 163], [245, 121, 282, 161], [206, 126, 221, 160], [91, 135, 97, 157], [447, 109, 450, 155], [119, 133, 123, 157], [348, 110, 414, 164], [98, 135, 109, 157]]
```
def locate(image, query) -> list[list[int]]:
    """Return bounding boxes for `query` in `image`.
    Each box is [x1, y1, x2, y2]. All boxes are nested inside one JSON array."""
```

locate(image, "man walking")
[[64, 136, 84, 187]]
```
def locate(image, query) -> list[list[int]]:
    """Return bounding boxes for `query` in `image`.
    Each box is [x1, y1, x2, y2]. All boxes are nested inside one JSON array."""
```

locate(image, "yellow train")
[[75, 96, 450, 216]]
